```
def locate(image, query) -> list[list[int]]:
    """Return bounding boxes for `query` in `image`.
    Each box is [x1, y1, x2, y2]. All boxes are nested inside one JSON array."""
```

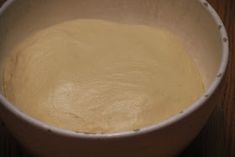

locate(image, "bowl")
[[0, 0, 229, 157]]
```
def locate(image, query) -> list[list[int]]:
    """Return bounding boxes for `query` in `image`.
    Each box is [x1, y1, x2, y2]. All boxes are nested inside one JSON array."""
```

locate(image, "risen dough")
[[2, 19, 204, 133]]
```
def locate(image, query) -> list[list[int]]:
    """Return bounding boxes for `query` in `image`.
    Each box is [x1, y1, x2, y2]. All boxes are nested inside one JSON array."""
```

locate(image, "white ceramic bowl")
[[0, 0, 229, 157]]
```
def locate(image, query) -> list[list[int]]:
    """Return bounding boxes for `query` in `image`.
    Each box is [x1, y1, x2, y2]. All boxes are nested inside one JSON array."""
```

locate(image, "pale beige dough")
[[2, 19, 204, 133]]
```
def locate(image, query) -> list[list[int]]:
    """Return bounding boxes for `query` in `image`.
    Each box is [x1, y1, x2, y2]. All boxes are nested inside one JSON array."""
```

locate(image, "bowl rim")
[[0, 0, 229, 139]]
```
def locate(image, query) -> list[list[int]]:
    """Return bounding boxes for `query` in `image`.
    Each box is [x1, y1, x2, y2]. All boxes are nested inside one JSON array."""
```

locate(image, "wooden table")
[[0, 0, 234, 156]]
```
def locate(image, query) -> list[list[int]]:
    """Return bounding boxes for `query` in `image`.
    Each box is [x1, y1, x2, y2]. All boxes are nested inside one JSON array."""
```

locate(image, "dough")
[[2, 19, 204, 133]]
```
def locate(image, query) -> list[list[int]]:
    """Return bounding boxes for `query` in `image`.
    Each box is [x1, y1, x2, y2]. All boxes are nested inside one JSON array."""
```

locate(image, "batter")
[[1, 19, 204, 133]]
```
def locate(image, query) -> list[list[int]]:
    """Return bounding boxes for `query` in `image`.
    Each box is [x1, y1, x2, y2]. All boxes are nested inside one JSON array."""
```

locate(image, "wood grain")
[[0, 0, 234, 156]]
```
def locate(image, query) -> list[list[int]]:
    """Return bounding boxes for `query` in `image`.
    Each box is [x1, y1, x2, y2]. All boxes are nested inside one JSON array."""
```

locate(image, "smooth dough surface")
[[2, 19, 204, 133]]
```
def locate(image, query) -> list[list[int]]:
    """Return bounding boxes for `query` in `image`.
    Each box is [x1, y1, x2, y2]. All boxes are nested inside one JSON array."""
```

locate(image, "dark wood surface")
[[0, 0, 234, 156]]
